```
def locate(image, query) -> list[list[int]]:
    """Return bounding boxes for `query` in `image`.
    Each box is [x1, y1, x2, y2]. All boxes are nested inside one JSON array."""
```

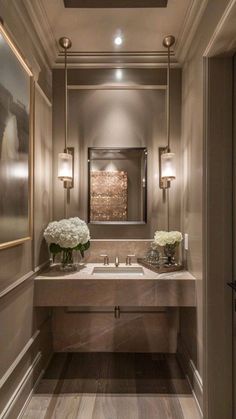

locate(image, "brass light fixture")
[[58, 36, 74, 188], [159, 35, 176, 189]]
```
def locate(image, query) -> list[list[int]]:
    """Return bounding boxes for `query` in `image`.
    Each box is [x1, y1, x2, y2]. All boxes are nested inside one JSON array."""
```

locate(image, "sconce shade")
[[161, 152, 176, 181], [58, 152, 73, 181]]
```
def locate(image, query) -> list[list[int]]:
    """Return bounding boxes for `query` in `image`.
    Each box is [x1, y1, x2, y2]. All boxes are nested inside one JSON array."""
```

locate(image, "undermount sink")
[[92, 266, 144, 275]]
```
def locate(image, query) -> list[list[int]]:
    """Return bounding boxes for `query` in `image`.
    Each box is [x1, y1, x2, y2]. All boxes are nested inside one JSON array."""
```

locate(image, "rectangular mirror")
[[88, 147, 147, 224]]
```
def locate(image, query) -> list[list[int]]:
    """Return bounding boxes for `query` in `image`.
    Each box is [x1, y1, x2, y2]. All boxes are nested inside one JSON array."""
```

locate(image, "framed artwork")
[[0, 24, 33, 249], [90, 170, 128, 222]]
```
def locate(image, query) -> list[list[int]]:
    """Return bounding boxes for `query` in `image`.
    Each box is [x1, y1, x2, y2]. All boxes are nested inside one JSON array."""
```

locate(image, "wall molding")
[[0, 330, 40, 390], [17, 352, 53, 419], [0, 352, 42, 419], [0, 260, 50, 300], [0, 271, 34, 300], [177, 336, 203, 416], [0, 317, 52, 419]]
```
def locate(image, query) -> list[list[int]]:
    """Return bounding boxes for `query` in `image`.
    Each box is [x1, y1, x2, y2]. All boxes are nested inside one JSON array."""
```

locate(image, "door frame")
[[203, 3, 236, 417]]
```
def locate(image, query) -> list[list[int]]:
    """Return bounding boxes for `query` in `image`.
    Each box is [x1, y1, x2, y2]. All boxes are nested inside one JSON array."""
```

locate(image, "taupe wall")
[[0, 4, 53, 418], [179, 0, 234, 414], [52, 68, 182, 239]]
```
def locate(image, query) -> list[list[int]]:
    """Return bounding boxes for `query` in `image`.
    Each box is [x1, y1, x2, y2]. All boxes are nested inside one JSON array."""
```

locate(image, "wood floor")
[[23, 353, 201, 419]]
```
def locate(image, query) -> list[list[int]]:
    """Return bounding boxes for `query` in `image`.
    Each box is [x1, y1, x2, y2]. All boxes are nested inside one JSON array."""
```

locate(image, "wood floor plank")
[[22, 353, 201, 419]]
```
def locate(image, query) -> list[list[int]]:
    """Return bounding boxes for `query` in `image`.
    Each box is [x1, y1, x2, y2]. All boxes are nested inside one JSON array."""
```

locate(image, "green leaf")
[[49, 243, 62, 254], [74, 241, 90, 252]]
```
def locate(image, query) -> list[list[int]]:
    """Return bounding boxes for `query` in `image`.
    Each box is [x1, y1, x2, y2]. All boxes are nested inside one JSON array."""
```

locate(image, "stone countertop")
[[34, 263, 196, 308], [35, 263, 196, 281]]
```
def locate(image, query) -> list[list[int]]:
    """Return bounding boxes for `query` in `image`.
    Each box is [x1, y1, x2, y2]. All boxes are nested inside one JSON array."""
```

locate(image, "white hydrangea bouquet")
[[153, 230, 183, 266], [44, 217, 90, 270]]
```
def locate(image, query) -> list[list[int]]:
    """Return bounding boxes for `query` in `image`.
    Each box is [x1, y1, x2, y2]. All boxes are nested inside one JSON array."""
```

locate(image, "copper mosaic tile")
[[90, 171, 128, 221]]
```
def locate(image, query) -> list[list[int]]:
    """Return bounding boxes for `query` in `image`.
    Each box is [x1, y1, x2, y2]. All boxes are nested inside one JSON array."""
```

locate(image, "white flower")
[[44, 217, 90, 249], [153, 230, 183, 247]]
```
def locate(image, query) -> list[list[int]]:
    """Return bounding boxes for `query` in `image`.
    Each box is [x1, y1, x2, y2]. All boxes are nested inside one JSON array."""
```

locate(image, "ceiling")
[[24, 0, 207, 66]]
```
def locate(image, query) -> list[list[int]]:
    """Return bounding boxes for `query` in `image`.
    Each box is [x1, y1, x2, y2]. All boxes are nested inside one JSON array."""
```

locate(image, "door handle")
[[227, 281, 236, 291]]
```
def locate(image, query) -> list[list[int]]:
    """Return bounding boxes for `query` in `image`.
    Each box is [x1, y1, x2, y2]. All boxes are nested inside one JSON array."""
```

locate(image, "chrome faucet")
[[100, 254, 109, 265], [126, 254, 135, 265], [115, 256, 119, 267]]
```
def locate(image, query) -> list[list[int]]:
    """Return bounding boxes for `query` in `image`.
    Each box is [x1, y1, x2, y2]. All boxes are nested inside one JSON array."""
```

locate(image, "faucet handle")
[[100, 254, 109, 265], [126, 254, 135, 265]]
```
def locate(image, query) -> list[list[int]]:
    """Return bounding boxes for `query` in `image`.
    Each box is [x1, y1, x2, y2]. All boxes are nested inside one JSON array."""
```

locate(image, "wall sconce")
[[159, 35, 176, 190], [159, 148, 176, 189], [57, 36, 74, 189]]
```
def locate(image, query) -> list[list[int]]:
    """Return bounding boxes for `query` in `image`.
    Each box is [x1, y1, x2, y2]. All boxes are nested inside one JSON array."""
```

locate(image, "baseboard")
[[0, 352, 42, 419], [0, 318, 52, 419], [177, 336, 203, 417], [17, 352, 53, 419]]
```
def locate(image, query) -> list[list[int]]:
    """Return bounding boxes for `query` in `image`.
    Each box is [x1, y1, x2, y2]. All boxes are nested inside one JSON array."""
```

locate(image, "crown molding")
[[9, 0, 51, 73], [203, 0, 236, 57], [20, 0, 179, 68], [22, 0, 58, 66], [175, 0, 209, 63]]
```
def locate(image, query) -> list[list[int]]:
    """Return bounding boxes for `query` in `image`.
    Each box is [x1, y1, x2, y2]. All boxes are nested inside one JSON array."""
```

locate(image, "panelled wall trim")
[[0, 271, 34, 300], [0, 262, 50, 300], [0, 330, 40, 390], [17, 352, 53, 419], [0, 317, 52, 419], [0, 352, 42, 419], [177, 336, 203, 417]]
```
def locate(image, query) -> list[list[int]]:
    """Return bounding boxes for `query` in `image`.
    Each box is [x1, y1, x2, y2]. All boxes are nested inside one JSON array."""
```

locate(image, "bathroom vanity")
[[34, 263, 196, 307], [34, 263, 196, 352]]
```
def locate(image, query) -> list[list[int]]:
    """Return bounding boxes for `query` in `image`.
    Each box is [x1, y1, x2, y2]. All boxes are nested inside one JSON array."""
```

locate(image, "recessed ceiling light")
[[114, 35, 123, 46], [115, 69, 122, 80]]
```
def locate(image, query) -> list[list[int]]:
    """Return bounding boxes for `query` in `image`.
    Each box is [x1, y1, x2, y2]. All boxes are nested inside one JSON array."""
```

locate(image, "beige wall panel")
[[0, 6, 53, 418], [52, 68, 182, 239], [84, 239, 151, 263], [0, 280, 35, 380], [0, 242, 32, 293], [34, 86, 52, 269]]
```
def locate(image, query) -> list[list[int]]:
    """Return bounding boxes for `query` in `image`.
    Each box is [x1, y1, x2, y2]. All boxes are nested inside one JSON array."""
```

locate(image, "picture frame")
[[0, 24, 33, 250]]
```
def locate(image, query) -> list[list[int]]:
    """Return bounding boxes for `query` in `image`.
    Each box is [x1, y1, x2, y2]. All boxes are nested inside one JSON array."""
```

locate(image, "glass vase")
[[163, 244, 177, 266], [60, 248, 77, 272]]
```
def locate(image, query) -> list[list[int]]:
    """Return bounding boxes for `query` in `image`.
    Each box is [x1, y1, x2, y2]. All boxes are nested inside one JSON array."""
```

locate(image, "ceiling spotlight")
[[115, 69, 122, 80], [114, 35, 123, 46]]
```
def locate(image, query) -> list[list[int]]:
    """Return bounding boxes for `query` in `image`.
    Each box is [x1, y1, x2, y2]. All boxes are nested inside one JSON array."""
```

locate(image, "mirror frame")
[[88, 147, 147, 225]]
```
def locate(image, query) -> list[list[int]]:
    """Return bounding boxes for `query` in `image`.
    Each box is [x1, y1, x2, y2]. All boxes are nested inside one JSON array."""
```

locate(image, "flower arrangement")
[[153, 230, 183, 266], [153, 231, 183, 247], [44, 217, 90, 266]]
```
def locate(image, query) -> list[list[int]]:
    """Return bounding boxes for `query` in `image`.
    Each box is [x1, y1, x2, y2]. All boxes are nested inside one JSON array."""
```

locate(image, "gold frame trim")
[[0, 24, 34, 250]]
